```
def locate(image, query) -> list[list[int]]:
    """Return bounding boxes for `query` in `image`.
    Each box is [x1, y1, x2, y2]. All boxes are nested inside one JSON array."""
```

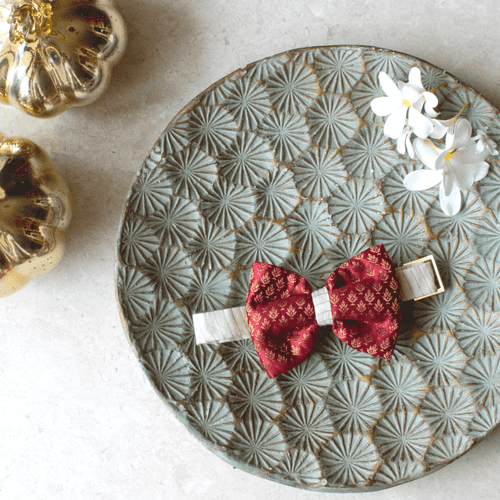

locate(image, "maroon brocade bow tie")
[[246, 245, 402, 378]]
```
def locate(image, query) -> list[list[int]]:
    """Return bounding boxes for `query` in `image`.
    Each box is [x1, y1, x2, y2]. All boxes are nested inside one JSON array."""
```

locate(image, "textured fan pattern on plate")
[[117, 46, 500, 492]]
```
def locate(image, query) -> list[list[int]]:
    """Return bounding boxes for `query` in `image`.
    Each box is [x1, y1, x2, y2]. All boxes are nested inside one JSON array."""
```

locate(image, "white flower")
[[406, 67, 440, 118], [404, 118, 490, 216], [371, 68, 437, 140], [474, 130, 499, 156]]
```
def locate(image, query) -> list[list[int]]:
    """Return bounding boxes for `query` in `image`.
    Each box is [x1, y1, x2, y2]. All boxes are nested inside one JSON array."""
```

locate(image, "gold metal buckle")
[[402, 255, 445, 301]]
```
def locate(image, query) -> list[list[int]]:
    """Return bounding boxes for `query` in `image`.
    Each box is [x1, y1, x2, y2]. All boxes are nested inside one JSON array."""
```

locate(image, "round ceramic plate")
[[116, 45, 500, 492]]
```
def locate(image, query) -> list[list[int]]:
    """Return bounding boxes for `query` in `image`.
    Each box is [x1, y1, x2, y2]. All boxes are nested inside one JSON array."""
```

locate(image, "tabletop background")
[[2, 0, 500, 499]]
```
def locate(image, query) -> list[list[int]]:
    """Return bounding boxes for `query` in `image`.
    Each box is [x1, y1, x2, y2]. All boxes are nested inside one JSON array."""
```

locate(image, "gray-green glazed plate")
[[116, 45, 500, 492]]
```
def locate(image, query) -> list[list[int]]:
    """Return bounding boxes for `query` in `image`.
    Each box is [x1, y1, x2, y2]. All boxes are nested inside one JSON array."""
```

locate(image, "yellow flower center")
[[403, 99, 411, 108], [8, 0, 53, 44], [445, 149, 456, 160]]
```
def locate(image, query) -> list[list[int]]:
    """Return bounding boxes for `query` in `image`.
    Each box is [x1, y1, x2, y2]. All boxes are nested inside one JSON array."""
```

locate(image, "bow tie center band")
[[193, 245, 444, 378]]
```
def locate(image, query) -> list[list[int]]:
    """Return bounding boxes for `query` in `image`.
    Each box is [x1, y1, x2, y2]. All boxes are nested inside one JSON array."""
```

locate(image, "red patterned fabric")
[[246, 262, 320, 378], [246, 245, 402, 378], [326, 245, 402, 360]]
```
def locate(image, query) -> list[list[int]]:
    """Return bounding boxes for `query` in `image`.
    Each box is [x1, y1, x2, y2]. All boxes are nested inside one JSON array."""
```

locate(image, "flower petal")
[[445, 131, 455, 150], [423, 92, 439, 117], [435, 150, 447, 171], [430, 119, 448, 139], [442, 162, 455, 196], [379, 72, 401, 101], [402, 84, 423, 104], [371, 96, 398, 116], [408, 107, 433, 138], [425, 107, 439, 119], [476, 144, 491, 162], [414, 97, 425, 113], [454, 144, 489, 164], [384, 105, 407, 139], [414, 138, 442, 169], [486, 138, 499, 155], [404, 169, 443, 191], [470, 160, 490, 181], [448, 157, 473, 191], [423, 91, 438, 108], [406, 134, 415, 159], [408, 67, 423, 88], [474, 134, 487, 153], [439, 182, 461, 216], [451, 118, 472, 149], [397, 131, 407, 155]]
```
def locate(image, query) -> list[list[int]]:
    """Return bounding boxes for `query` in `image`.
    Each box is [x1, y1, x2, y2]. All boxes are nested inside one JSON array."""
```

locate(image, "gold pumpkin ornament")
[[0, 0, 126, 117], [0, 134, 72, 296]]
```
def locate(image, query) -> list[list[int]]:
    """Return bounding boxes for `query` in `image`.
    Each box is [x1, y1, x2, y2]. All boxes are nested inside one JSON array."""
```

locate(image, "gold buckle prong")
[[402, 255, 445, 301]]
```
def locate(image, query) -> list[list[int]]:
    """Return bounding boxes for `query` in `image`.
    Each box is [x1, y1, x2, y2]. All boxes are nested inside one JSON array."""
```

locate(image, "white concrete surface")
[[2, 1, 500, 498]]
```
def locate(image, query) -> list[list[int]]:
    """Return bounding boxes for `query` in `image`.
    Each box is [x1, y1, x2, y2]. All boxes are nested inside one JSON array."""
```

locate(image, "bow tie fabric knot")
[[246, 245, 402, 377]]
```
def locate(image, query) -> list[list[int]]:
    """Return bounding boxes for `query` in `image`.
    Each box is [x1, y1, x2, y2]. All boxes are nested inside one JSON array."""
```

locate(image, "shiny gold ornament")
[[0, 0, 126, 117], [9, 0, 53, 44], [0, 134, 72, 296]]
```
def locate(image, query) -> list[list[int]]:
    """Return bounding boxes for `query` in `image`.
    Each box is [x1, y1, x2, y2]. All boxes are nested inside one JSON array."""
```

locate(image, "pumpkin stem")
[[8, 0, 53, 44]]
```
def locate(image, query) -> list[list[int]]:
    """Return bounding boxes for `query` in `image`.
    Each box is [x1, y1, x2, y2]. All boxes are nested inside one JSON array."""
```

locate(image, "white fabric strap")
[[193, 258, 439, 345], [193, 306, 250, 344], [395, 260, 437, 302], [311, 287, 333, 326]]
